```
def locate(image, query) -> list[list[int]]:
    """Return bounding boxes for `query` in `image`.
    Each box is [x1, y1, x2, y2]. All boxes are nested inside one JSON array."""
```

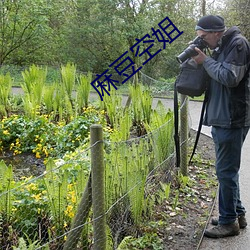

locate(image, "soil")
[[0, 152, 45, 180], [158, 130, 217, 250]]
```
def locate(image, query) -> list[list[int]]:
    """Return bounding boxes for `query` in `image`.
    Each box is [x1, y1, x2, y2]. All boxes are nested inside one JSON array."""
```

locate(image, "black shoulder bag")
[[174, 58, 210, 168], [175, 58, 208, 97]]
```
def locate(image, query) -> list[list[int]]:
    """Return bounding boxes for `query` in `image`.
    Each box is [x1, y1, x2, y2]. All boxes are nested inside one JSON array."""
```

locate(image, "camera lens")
[[176, 37, 208, 64], [176, 44, 198, 63]]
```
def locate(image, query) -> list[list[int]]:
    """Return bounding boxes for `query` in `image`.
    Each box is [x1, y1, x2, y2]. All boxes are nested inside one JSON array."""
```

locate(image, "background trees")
[[0, 0, 249, 80]]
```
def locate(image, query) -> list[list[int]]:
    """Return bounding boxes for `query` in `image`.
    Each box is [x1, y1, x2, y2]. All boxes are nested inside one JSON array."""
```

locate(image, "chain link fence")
[[0, 71, 191, 249]]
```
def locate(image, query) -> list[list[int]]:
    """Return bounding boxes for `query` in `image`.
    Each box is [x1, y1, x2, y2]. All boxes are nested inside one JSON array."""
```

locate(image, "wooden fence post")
[[91, 124, 106, 250]]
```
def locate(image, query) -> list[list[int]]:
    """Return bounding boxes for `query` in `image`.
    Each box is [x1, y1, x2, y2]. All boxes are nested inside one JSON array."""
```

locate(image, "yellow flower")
[[36, 152, 41, 159], [65, 205, 74, 218], [12, 207, 17, 212], [71, 195, 76, 204], [3, 130, 9, 135], [26, 183, 37, 191], [32, 193, 42, 201]]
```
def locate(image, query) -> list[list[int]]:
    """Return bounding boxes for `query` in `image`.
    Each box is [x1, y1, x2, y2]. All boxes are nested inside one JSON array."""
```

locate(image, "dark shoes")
[[204, 222, 240, 238], [211, 214, 247, 229]]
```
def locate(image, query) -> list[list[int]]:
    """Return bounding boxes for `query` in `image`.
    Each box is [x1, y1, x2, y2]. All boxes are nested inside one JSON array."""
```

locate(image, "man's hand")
[[192, 47, 207, 64]]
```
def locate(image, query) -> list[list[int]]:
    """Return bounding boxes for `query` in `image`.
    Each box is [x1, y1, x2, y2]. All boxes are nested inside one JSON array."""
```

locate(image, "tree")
[[220, 0, 250, 39], [0, 0, 48, 65]]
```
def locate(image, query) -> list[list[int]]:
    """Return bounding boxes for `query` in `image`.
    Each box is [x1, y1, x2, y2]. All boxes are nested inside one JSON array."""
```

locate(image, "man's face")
[[196, 30, 222, 49]]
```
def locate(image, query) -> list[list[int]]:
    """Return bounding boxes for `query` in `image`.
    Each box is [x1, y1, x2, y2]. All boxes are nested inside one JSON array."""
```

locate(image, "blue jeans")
[[211, 126, 249, 225]]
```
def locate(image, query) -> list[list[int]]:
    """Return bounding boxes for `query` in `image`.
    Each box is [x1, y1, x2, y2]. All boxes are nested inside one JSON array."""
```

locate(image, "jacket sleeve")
[[203, 38, 250, 87]]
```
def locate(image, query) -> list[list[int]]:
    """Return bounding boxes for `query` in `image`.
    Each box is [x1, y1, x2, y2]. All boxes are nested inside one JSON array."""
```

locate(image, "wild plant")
[[42, 157, 90, 247], [76, 72, 92, 112], [0, 161, 14, 222], [21, 65, 47, 118], [43, 84, 56, 114], [60, 63, 76, 104], [145, 100, 174, 164], [129, 84, 153, 135], [0, 161, 16, 247], [109, 109, 132, 142], [105, 136, 153, 228], [0, 73, 12, 117], [13, 235, 47, 250], [52, 82, 73, 122], [100, 88, 122, 128], [43, 159, 68, 225]]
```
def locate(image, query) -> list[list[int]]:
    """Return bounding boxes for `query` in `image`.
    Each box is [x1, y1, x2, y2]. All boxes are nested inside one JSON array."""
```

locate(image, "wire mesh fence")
[[0, 101, 191, 249], [0, 70, 191, 249]]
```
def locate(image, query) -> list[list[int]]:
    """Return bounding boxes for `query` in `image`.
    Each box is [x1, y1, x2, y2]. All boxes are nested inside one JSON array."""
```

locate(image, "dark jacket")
[[203, 26, 250, 128]]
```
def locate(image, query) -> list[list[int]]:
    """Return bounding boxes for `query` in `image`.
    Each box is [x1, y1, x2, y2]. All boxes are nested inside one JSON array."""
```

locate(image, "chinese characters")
[[91, 16, 183, 101]]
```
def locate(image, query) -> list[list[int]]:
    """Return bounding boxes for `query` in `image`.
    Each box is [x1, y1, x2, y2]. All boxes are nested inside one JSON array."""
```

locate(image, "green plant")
[[129, 84, 153, 126], [117, 233, 163, 250], [60, 63, 76, 102], [178, 173, 191, 189], [0, 161, 15, 222], [43, 84, 56, 114], [105, 136, 153, 237], [76, 72, 92, 110], [13, 233, 49, 250], [145, 100, 174, 164], [172, 190, 180, 210], [157, 182, 171, 204], [21, 65, 47, 118], [0, 73, 12, 117], [12, 176, 49, 241], [100, 87, 123, 128]]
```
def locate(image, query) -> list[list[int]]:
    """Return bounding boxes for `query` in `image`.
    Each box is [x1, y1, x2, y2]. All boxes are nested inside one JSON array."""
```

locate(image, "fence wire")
[[0, 72, 192, 249]]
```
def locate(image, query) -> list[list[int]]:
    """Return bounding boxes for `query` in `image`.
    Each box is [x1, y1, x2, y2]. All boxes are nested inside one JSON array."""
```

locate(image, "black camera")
[[176, 36, 208, 64]]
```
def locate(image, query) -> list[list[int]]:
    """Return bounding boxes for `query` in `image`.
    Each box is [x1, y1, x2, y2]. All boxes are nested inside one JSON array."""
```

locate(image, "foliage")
[[21, 65, 47, 118], [100, 87, 123, 128], [76, 71, 92, 110], [145, 100, 175, 163], [0, 150, 91, 249], [0, 108, 102, 158], [0, 73, 12, 117], [117, 233, 163, 250], [61, 63, 76, 102], [0, 78, 177, 248], [0, 0, 52, 65], [0, 0, 244, 80], [129, 83, 153, 135], [0, 161, 15, 222]]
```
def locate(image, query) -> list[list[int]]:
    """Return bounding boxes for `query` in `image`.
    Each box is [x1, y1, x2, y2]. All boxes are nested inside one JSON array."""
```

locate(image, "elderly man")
[[192, 15, 250, 238]]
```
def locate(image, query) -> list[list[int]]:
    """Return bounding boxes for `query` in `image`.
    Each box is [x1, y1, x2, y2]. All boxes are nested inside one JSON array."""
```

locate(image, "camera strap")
[[189, 91, 208, 164]]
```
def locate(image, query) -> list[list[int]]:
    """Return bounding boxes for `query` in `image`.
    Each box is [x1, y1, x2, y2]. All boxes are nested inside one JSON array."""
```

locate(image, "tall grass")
[[76, 72, 92, 112], [61, 63, 76, 102], [0, 73, 12, 116], [21, 65, 47, 118]]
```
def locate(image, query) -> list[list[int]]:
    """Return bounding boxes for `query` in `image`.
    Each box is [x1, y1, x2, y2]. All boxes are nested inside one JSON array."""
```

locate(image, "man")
[[192, 15, 250, 238]]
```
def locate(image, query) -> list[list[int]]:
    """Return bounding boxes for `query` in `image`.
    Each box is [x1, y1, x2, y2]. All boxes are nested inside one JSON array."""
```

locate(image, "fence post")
[[180, 94, 188, 176], [91, 124, 106, 250]]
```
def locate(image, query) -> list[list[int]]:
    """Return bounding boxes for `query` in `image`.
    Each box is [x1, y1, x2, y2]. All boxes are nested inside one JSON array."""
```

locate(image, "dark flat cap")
[[195, 15, 225, 32]]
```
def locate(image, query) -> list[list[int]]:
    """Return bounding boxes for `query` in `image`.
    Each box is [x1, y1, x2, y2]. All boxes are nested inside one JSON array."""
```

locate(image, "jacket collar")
[[212, 26, 241, 58], [221, 26, 241, 46]]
